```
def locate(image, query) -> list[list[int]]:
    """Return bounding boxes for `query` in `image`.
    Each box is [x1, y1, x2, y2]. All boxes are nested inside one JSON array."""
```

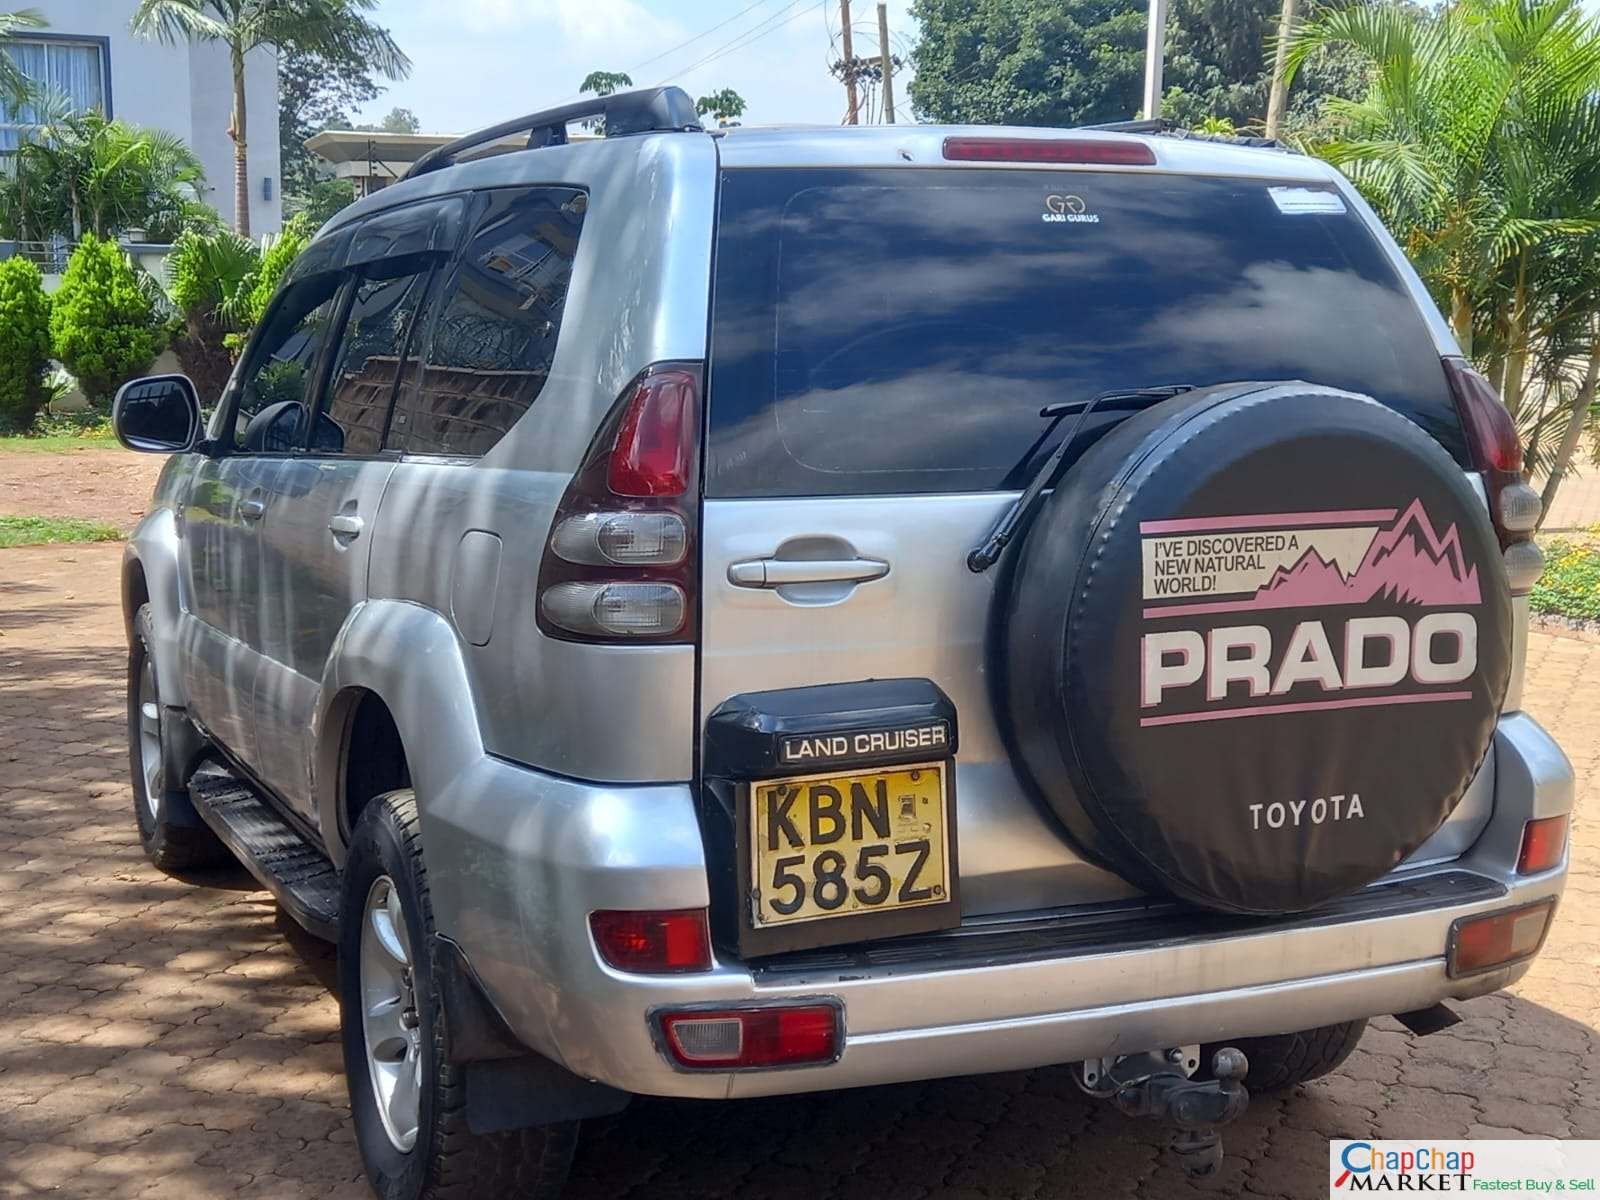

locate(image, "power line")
[[660, 0, 827, 85], [626, 0, 792, 79], [533, 0, 794, 113]]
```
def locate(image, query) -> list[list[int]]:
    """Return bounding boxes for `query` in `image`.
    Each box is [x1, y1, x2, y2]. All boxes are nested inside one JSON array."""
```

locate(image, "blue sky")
[[354, 0, 920, 134]]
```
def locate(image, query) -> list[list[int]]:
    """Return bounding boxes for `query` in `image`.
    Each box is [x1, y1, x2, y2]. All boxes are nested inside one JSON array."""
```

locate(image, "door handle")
[[240, 497, 266, 522], [728, 557, 889, 588], [328, 513, 365, 540]]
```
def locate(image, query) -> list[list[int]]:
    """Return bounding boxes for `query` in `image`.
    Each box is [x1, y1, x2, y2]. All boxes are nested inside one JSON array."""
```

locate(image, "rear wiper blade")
[[966, 385, 1195, 574]]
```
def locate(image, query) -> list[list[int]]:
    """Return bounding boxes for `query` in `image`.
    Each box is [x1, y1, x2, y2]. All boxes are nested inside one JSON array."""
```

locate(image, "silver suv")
[[114, 86, 1572, 1198]]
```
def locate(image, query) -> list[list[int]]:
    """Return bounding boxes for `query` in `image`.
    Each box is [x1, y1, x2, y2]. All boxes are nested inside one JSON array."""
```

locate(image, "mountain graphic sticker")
[[1138, 499, 1481, 619]]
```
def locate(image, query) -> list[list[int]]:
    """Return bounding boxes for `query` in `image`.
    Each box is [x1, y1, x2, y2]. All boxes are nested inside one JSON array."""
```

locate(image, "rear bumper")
[[421, 712, 1571, 1100]]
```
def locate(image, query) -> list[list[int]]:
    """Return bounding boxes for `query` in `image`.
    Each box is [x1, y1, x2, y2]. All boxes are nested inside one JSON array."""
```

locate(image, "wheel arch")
[[123, 512, 188, 709], [315, 599, 485, 866]]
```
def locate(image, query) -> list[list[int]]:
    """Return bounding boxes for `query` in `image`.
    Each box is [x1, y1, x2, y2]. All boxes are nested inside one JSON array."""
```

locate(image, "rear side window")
[[706, 168, 1465, 498], [388, 186, 586, 457], [319, 257, 433, 456]]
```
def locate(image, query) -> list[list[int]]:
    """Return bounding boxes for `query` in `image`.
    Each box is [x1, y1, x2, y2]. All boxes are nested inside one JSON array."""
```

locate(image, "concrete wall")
[[16, 0, 281, 234]]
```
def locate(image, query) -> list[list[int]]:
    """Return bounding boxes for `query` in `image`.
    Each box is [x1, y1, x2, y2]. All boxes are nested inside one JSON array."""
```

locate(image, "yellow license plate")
[[749, 762, 952, 929]]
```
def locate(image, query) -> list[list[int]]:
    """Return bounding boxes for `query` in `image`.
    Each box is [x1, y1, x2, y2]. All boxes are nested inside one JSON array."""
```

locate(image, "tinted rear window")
[[706, 168, 1466, 498]]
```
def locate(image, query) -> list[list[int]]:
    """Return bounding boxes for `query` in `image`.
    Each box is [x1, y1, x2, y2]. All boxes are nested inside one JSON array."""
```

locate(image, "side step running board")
[[189, 767, 340, 940]]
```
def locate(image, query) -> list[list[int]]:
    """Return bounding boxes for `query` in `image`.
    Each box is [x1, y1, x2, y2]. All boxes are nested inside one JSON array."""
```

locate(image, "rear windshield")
[[705, 168, 1467, 498]]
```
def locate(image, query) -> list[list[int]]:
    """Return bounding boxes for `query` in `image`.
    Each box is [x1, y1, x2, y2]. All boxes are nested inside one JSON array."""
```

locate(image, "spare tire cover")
[[999, 383, 1512, 915]]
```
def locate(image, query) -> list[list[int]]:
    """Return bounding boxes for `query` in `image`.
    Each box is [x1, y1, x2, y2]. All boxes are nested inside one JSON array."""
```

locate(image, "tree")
[[0, 256, 52, 431], [908, 0, 1147, 127], [579, 70, 633, 98], [130, 0, 409, 237], [907, 0, 1365, 132], [50, 235, 166, 405], [0, 111, 209, 243], [1288, 0, 1600, 518], [288, 177, 355, 227], [278, 45, 383, 196], [1159, 0, 1368, 132], [0, 8, 47, 110], [372, 105, 419, 134], [351, 105, 421, 136], [696, 88, 747, 126], [166, 227, 260, 400]]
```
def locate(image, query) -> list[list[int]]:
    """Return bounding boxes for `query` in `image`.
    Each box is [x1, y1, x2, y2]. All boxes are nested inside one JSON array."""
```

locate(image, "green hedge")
[[49, 235, 165, 406], [0, 257, 53, 432]]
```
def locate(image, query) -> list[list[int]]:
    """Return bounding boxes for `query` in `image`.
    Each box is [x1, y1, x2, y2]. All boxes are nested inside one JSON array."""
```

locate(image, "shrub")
[[166, 228, 260, 402], [241, 214, 313, 326], [1531, 539, 1600, 622], [225, 215, 314, 357], [0, 257, 53, 431], [49, 235, 166, 405]]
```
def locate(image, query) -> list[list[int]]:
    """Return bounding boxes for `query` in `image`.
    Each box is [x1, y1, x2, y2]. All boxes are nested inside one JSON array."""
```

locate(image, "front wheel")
[[339, 790, 577, 1200], [128, 604, 228, 873]]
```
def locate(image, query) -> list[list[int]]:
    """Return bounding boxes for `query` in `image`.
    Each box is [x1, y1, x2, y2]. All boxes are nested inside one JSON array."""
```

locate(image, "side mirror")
[[113, 375, 202, 453]]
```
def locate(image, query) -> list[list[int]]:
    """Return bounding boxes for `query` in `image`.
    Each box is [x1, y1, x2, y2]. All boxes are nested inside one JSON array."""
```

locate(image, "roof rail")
[[405, 85, 702, 180], [1080, 116, 1295, 153]]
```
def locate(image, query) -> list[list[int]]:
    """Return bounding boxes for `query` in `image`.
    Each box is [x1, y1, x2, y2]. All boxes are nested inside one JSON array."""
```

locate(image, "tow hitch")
[[1074, 1046, 1251, 1177]]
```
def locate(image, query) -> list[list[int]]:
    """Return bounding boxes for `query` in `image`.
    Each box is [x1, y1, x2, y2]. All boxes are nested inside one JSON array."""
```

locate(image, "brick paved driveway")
[[3, 543, 1597, 1200]]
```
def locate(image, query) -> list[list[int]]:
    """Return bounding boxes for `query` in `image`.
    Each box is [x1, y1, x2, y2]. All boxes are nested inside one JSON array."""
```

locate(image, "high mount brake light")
[[536, 362, 702, 644], [1442, 356, 1543, 590], [941, 136, 1157, 166]]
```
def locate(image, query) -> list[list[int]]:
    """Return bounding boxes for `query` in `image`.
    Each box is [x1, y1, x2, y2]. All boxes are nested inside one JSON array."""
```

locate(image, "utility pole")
[[1264, 0, 1298, 139], [840, 0, 860, 125], [877, 2, 895, 123], [1142, 0, 1169, 120]]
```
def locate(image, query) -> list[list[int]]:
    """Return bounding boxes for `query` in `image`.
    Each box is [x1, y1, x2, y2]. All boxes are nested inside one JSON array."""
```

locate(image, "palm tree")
[[0, 111, 207, 243], [1286, 0, 1600, 518], [130, 0, 408, 236], [0, 9, 47, 111]]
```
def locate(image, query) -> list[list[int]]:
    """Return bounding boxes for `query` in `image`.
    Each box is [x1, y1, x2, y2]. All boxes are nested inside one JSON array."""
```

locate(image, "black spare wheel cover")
[[1000, 382, 1512, 915]]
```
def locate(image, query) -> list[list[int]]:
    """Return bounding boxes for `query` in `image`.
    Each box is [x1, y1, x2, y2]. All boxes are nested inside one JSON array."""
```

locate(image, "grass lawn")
[[1532, 531, 1600, 622], [0, 432, 117, 453], [0, 514, 123, 548]]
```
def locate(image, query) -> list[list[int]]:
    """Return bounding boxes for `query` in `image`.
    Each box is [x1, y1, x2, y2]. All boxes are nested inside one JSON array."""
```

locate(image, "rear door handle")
[[328, 513, 365, 540], [728, 557, 889, 588]]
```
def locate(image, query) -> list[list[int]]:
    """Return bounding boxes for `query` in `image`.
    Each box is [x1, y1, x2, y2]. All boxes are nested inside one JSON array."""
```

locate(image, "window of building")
[[387, 187, 587, 458], [0, 37, 109, 150]]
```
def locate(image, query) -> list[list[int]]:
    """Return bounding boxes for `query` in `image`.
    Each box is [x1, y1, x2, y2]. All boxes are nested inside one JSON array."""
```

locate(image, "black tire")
[[128, 604, 229, 873], [1203, 1019, 1367, 1092], [339, 790, 578, 1200]]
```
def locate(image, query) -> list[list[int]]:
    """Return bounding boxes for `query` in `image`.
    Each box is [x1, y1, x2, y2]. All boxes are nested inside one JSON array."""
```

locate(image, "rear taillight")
[[656, 1003, 841, 1069], [1443, 357, 1543, 591], [537, 363, 701, 643], [942, 136, 1157, 166], [1517, 815, 1569, 875]]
